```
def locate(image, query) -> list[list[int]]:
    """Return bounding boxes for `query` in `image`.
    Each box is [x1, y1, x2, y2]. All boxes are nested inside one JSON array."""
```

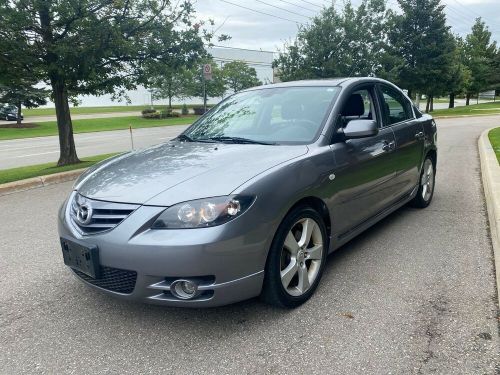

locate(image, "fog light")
[[171, 279, 198, 300]]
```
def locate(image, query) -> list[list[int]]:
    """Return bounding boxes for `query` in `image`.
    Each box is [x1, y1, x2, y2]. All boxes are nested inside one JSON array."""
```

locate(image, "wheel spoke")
[[297, 265, 310, 293], [281, 259, 298, 288], [306, 244, 323, 260], [298, 218, 315, 248], [422, 183, 428, 199], [284, 231, 299, 255]]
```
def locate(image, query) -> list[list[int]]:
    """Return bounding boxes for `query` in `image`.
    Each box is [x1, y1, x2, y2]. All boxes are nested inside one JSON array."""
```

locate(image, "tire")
[[261, 205, 328, 308], [409, 156, 435, 208]]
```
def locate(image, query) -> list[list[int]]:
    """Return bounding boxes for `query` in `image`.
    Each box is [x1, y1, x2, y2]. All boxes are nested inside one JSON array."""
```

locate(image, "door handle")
[[415, 131, 425, 140], [382, 141, 395, 152]]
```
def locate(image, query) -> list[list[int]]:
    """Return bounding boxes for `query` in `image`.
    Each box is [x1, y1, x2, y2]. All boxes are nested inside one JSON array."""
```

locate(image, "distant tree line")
[[274, 0, 499, 112], [147, 60, 261, 109]]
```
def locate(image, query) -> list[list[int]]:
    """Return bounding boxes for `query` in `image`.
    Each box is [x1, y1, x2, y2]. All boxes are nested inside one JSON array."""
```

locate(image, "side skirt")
[[329, 185, 418, 253]]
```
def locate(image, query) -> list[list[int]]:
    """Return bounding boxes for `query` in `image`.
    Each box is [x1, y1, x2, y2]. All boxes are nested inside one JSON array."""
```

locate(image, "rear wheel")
[[410, 156, 435, 208], [261, 205, 328, 308]]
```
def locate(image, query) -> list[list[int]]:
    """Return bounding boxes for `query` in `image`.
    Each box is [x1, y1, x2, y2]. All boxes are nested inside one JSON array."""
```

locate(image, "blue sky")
[[195, 0, 500, 53]]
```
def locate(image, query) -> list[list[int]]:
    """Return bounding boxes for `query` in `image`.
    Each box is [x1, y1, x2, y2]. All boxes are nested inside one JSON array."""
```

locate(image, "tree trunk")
[[449, 93, 455, 109], [407, 89, 413, 100], [425, 95, 431, 113], [168, 95, 172, 109], [430, 95, 434, 112], [17, 101, 22, 126], [466, 93, 471, 106], [415, 93, 420, 109], [52, 80, 80, 166]]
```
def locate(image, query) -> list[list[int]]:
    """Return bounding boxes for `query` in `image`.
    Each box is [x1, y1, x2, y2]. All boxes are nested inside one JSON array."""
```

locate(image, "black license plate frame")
[[60, 238, 101, 279]]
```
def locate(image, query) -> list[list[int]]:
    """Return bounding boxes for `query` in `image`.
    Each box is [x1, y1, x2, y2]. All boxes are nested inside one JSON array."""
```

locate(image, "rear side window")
[[380, 86, 413, 125]]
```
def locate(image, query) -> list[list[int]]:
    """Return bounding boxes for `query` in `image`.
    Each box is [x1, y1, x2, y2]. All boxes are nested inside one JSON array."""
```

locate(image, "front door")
[[328, 86, 399, 237]]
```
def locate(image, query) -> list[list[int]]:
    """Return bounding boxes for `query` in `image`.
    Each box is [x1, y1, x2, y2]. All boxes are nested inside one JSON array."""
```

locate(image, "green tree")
[[0, 0, 206, 165], [150, 67, 192, 109], [388, 0, 456, 112], [222, 61, 261, 93], [445, 36, 471, 108], [0, 82, 49, 125], [274, 0, 389, 81], [463, 18, 497, 105]]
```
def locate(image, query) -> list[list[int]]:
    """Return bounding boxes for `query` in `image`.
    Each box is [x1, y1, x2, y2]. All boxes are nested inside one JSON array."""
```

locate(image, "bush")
[[193, 106, 209, 115], [181, 104, 189, 115], [142, 111, 161, 119], [160, 109, 180, 118], [141, 108, 156, 115]]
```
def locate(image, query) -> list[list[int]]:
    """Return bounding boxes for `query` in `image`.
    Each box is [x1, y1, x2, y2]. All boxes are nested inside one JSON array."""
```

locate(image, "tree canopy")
[[0, 0, 208, 165], [274, 0, 390, 81], [274, 0, 499, 111], [222, 61, 261, 93], [463, 18, 498, 103]]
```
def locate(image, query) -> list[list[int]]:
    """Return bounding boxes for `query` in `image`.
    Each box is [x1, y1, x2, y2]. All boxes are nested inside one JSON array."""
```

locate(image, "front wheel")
[[410, 157, 435, 208], [261, 205, 328, 308]]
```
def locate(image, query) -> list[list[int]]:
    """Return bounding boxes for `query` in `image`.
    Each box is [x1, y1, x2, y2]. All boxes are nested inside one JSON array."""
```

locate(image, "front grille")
[[70, 193, 139, 235], [72, 266, 137, 294]]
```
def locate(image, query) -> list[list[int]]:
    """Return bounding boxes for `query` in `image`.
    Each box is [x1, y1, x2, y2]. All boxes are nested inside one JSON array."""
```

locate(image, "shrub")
[[160, 109, 180, 118], [193, 106, 208, 115], [142, 111, 161, 119], [141, 108, 156, 115], [181, 104, 189, 115]]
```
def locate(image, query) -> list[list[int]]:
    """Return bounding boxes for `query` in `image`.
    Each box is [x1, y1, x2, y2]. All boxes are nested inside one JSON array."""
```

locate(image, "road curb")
[[478, 127, 500, 304], [0, 168, 86, 197]]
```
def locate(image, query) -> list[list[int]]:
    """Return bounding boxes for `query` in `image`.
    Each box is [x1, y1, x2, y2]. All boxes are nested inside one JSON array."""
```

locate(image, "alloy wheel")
[[280, 217, 324, 296], [421, 159, 434, 201]]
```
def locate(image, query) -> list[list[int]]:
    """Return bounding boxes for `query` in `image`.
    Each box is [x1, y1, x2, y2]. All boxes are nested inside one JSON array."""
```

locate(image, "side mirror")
[[341, 119, 378, 139]]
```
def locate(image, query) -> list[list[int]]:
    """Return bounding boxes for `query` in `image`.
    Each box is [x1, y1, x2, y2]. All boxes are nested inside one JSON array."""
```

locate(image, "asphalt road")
[[1, 116, 499, 374], [0, 111, 141, 126], [0, 124, 190, 170]]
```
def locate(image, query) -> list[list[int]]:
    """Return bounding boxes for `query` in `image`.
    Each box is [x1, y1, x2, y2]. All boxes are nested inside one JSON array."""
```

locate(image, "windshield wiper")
[[176, 134, 194, 142], [207, 136, 276, 145], [176, 134, 217, 143]]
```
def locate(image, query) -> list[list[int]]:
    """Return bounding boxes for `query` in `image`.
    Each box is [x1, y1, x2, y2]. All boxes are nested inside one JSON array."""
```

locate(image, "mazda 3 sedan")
[[58, 77, 437, 308]]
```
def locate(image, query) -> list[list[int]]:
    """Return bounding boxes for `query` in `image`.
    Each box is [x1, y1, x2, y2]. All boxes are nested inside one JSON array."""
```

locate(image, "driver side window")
[[339, 88, 377, 128]]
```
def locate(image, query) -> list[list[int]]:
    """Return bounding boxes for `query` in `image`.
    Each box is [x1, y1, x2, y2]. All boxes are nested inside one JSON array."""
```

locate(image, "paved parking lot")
[[1, 116, 499, 374]]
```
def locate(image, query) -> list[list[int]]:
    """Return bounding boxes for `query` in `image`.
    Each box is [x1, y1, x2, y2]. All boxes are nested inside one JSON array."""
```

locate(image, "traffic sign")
[[203, 64, 213, 81]]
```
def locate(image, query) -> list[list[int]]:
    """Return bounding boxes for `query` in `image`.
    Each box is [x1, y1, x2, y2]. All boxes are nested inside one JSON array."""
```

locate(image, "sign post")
[[202, 64, 213, 113]]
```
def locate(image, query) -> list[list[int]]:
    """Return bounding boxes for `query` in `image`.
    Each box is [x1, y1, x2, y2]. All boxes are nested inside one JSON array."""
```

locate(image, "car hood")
[[76, 141, 308, 205]]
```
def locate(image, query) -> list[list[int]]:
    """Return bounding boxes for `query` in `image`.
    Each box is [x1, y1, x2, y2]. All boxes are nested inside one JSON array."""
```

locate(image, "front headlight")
[[152, 195, 255, 229]]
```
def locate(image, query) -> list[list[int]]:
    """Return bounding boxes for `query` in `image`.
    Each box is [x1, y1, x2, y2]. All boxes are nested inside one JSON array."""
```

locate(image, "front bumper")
[[58, 192, 272, 307]]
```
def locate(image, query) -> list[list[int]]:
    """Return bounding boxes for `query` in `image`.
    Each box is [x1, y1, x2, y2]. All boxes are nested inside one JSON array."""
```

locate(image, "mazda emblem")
[[76, 202, 93, 225]]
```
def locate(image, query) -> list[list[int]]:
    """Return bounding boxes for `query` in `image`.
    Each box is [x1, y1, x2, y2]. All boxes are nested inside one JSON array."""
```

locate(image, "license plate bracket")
[[60, 238, 101, 279]]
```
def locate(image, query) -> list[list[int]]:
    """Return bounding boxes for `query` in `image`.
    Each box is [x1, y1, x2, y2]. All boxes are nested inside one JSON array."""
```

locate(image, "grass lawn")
[[0, 153, 118, 184], [0, 115, 198, 140], [488, 127, 500, 165], [23, 104, 202, 116], [431, 101, 500, 118]]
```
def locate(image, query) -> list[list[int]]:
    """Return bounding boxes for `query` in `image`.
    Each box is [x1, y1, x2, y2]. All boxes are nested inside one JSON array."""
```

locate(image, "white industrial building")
[[73, 46, 275, 107]]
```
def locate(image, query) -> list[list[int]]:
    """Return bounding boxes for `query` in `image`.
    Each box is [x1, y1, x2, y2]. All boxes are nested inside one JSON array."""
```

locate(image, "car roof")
[[244, 77, 394, 91]]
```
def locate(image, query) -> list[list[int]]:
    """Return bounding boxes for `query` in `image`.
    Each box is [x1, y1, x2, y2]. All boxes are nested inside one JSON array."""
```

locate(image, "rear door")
[[377, 84, 425, 196], [329, 85, 399, 236]]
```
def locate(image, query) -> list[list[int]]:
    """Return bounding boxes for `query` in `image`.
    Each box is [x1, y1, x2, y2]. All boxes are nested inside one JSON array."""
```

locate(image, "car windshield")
[[184, 86, 340, 145]]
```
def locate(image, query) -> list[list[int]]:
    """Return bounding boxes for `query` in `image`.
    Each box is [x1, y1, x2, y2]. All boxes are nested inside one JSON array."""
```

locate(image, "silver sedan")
[[58, 77, 437, 308]]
